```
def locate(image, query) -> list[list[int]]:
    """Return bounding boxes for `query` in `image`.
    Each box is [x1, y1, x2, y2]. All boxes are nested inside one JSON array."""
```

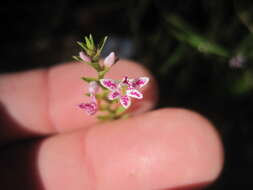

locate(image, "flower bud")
[[88, 81, 99, 95], [104, 52, 117, 67], [79, 51, 91, 62]]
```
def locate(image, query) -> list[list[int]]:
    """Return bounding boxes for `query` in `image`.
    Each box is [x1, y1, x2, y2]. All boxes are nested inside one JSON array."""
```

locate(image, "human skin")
[[0, 60, 223, 190]]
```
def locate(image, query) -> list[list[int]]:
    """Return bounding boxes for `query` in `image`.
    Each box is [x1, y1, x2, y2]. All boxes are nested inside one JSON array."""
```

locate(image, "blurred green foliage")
[[123, 0, 253, 106]]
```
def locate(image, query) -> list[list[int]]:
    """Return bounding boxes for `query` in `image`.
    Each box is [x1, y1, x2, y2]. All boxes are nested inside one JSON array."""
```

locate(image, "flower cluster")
[[73, 35, 149, 120], [100, 76, 149, 109]]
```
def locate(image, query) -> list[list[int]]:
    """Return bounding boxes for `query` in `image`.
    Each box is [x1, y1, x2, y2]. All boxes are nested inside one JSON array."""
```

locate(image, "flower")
[[79, 96, 98, 115], [79, 51, 91, 62], [100, 76, 149, 109], [229, 55, 246, 68], [79, 81, 99, 115], [104, 52, 118, 68]]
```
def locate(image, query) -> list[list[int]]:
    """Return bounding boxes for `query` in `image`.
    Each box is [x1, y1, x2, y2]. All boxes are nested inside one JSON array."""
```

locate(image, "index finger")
[[0, 60, 157, 144]]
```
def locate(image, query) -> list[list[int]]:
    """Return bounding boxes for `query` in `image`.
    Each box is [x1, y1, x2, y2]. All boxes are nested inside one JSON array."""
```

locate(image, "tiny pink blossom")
[[79, 102, 97, 115], [79, 82, 98, 115], [79, 51, 91, 62], [79, 96, 98, 115], [104, 52, 117, 67], [88, 81, 99, 95], [100, 76, 149, 109]]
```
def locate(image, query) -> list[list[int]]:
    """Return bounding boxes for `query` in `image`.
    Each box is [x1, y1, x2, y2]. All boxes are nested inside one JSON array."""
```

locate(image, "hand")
[[0, 60, 223, 190]]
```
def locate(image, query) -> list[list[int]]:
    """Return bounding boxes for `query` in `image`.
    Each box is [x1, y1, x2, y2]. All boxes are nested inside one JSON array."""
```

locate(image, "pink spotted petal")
[[79, 102, 97, 115], [126, 89, 143, 99], [108, 91, 120, 100], [100, 79, 118, 91], [120, 95, 131, 109], [131, 77, 149, 89]]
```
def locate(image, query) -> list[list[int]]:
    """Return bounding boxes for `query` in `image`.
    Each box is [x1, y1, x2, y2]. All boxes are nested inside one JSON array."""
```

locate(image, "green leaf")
[[85, 36, 92, 50], [72, 56, 82, 62], [115, 106, 126, 115], [83, 46, 92, 55], [166, 15, 230, 57], [77, 40, 93, 56], [97, 115, 113, 121], [81, 77, 98, 82], [89, 34, 95, 47], [77, 41, 86, 50], [97, 36, 108, 53]]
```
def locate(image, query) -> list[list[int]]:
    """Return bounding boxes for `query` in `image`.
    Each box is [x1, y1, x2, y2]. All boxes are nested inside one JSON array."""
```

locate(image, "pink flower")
[[79, 51, 91, 62], [79, 81, 99, 115], [229, 55, 245, 68], [79, 96, 98, 115], [100, 76, 149, 109], [104, 52, 118, 67]]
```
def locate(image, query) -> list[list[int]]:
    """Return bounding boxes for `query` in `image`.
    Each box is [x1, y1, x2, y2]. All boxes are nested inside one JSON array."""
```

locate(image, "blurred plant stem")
[[165, 15, 230, 58]]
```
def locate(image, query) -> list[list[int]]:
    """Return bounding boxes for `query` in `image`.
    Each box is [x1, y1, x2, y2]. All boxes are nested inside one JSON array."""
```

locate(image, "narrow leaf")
[[89, 34, 94, 47], [98, 36, 108, 52], [72, 56, 82, 62], [85, 36, 92, 49], [115, 106, 126, 115], [97, 115, 113, 121], [81, 77, 98, 82], [77, 41, 87, 50]]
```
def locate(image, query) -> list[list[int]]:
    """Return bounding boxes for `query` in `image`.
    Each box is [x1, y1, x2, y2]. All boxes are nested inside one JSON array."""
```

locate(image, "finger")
[[0, 60, 157, 144], [0, 109, 223, 190]]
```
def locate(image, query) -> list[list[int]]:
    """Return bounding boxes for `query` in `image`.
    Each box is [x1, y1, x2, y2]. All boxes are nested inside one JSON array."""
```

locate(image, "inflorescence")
[[73, 35, 149, 121]]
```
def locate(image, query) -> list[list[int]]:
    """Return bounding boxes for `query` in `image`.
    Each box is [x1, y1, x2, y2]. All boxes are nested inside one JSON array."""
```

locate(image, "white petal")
[[126, 89, 143, 99], [100, 79, 118, 91], [120, 95, 131, 109], [104, 52, 116, 67]]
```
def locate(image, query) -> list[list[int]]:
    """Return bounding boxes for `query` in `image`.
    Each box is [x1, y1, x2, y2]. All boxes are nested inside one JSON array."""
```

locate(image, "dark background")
[[1, 0, 253, 189]]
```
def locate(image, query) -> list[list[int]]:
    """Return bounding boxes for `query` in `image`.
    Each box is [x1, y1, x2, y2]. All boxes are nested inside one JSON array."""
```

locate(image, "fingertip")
[[85, 108, 223, 189], [157, 108, 224, 184], [36, 108, 223, 190]]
